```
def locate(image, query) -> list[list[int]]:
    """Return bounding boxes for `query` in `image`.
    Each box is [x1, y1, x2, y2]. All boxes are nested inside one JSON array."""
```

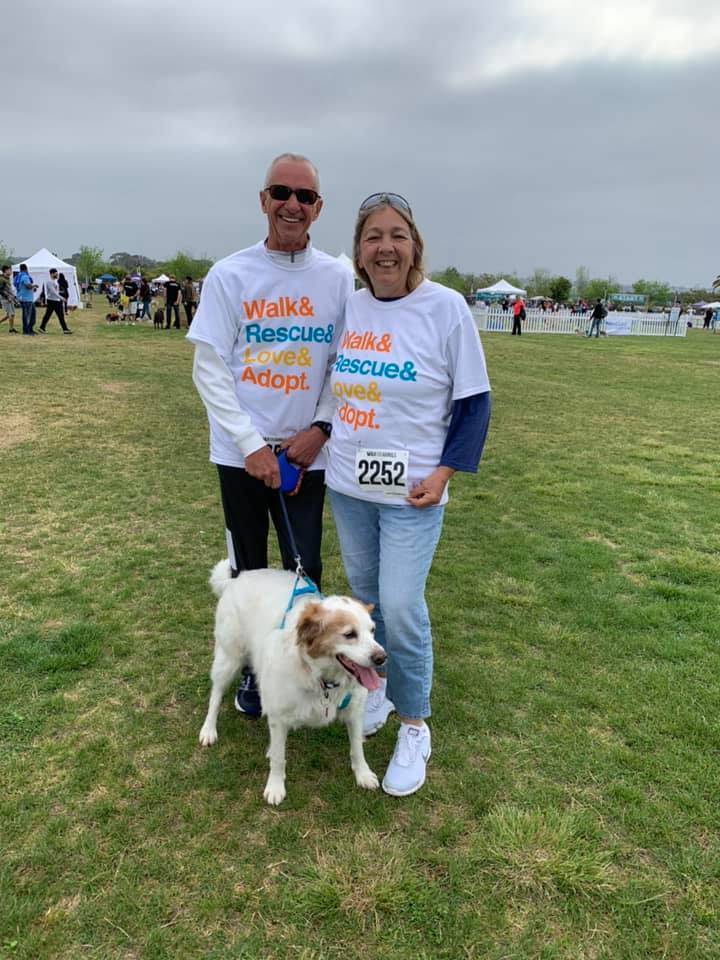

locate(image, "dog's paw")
[[354, 766, 380, 791], [198, 724, 218, 747], [263, 777, 287, 806]]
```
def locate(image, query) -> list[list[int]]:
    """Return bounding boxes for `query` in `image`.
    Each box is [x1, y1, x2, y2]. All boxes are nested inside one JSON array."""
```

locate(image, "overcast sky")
[[4, 0, 719, 286]]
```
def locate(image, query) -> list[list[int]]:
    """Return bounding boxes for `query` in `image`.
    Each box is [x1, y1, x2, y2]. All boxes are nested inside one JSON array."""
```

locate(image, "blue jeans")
[[21, 300, 36, 334], [328, 489, 445, 720]]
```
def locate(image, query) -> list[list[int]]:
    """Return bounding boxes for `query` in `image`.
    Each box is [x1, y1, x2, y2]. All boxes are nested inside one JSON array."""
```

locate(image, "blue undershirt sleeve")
[[440, 391, 492, 473]]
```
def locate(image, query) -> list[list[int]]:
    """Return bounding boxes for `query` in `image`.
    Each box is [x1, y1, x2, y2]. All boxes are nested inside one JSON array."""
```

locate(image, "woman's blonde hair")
[[352, 198, 425, 296]]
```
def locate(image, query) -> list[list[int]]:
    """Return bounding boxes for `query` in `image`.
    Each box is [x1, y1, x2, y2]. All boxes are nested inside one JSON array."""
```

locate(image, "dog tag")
[[354, 448, 409, 497]]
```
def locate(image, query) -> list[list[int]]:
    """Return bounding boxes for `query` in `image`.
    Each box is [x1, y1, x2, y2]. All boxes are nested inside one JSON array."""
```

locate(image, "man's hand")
[[244, 446, 281, 488], [406, 466, 455, 509], [282, 426, 328, 469]]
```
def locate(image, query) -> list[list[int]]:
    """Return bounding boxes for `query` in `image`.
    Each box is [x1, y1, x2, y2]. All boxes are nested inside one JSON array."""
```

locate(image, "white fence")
[[472, 308, 687, 338]]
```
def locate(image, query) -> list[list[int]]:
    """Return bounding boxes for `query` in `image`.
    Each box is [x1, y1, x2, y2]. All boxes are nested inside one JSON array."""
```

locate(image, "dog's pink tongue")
[[356, 665, 381, 691]]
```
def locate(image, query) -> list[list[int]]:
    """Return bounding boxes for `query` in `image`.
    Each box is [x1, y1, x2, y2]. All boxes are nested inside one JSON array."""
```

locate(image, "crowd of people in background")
[[102, 273, 203, 327], [0, 263, 73, 335]]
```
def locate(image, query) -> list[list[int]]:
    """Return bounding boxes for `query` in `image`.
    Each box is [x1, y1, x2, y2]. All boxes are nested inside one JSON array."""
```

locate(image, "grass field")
[[2, 305, 720, 959]]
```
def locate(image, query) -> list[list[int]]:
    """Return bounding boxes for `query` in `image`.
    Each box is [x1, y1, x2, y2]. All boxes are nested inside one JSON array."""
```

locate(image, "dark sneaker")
[[63, 330, 73, 335], [8, 328, 18, 334], [234, 669, 261, 716]]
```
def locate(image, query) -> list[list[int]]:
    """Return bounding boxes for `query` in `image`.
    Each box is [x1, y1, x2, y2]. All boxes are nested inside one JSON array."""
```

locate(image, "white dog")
[[198, 561, 386, 805]]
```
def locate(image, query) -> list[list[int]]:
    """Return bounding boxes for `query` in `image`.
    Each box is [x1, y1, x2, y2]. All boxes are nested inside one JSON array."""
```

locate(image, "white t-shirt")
[[45, 278, 61, 301], [325, 279, 490, 505], [188, 242, 353, 468]]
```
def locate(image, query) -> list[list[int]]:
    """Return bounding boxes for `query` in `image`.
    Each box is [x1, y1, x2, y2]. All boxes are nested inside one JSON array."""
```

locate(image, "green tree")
[[75, 246, 105, 286], [681, 286, 714, 307], [474, 272, 500, 290], [585, 276, 617, 302], [0, 240, 15, 264], [574, 265, 590, 298], [526, 268, 552, 298], [161, 250, 213, 280], [549, 276, 572, 303], [430, 266, 467, 295], [632, 279, 671, 306]]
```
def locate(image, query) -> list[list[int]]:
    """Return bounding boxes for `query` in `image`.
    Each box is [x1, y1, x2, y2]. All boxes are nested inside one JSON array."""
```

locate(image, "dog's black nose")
[[372, 651, 386, 666]]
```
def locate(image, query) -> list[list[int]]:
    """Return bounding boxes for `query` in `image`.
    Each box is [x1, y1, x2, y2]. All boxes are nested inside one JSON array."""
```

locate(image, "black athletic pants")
[[40, 300, 69, 331], [165, 303, 180, 328], [217, 465, 325, 589]]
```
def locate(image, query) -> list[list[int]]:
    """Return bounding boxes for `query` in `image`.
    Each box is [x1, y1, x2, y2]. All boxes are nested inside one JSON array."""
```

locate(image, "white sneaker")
[[382, 723, 431, 797], [363, 678, 395, 736]]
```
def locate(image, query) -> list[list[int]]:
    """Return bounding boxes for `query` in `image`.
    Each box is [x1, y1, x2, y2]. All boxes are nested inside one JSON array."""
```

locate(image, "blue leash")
[[277, 489, 322, 627], [277, 490, 351, 712]]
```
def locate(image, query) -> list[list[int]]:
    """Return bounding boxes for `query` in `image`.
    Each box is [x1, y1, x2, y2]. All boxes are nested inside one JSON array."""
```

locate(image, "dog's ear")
[[296, 603, 325, 648], [363, 602, 375, 614]]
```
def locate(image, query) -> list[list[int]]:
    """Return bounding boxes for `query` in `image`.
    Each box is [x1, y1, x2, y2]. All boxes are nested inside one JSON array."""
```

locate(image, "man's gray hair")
[[264, 153, 320, 192]]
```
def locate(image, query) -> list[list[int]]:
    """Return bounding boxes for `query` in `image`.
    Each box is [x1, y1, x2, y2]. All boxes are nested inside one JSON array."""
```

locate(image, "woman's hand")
[[406, 466, 455, 508]]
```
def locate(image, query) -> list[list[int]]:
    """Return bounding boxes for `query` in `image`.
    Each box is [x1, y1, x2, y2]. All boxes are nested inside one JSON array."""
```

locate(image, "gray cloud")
[[3, 0, 718, 286]]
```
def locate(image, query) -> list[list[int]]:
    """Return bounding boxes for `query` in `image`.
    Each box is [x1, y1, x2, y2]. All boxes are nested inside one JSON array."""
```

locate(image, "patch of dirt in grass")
[[485, 573, 539, 607], [0, 412, 36, 449], [584, 532, 620, 550], [43, 893, 83, 924], [474, 804, 619, 900], [101, 381, 132, 395], [619, 564, 647, 587], [586, 723, 626, 748], [281, 830, 422, 931]]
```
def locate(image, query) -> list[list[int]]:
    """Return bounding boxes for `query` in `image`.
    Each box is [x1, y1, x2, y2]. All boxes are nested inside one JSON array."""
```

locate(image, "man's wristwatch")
[[311, 420, 332, 438]]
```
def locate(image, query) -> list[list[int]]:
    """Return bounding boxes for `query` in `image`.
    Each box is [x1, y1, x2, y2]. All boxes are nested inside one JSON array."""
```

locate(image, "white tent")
[[153, 273, 170, 283], [475, 278, 527, 296], [12, 248, 82, 308], [336, 251, 356, 275]]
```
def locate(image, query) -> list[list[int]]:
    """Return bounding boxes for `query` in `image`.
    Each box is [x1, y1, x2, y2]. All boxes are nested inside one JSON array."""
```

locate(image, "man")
[[39, 268, 72, 334], [181, 275, 197, 327], [164, 275, 182, 329], [0, 265, 18, 333], [588, 299, 606, 338], [122, 275, 139, 322], [188, 152, 353, 715], [511, 295, 525, 335], [14, 264, 38, 336]]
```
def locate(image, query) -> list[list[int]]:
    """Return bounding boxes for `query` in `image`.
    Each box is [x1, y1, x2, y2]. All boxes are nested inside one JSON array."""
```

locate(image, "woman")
[[325, 193, 491, 797], [58, 272, 70, 308], [138, 276, 152, 321]]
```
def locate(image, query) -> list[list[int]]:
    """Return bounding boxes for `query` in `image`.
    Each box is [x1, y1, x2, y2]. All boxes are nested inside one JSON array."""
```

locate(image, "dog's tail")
[[209, 559, 233, 598]]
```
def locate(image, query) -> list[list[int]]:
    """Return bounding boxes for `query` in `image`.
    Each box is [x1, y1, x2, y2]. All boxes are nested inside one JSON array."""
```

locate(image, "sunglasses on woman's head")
[[359, 192, 413, 217], [265, 184, 320, 206]]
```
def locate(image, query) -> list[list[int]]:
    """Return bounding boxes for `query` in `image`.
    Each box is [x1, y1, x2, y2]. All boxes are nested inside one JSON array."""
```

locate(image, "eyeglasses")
[[265, 184, 320, 206], [359, 192, 413, 216]]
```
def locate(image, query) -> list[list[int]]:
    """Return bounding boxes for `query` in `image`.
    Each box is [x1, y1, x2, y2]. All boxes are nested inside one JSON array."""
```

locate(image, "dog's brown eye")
[[343, 629, 357, 639]]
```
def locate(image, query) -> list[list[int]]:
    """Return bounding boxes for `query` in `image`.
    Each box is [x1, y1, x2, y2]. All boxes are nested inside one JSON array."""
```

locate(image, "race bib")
[[354, 448, 409, 497]]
